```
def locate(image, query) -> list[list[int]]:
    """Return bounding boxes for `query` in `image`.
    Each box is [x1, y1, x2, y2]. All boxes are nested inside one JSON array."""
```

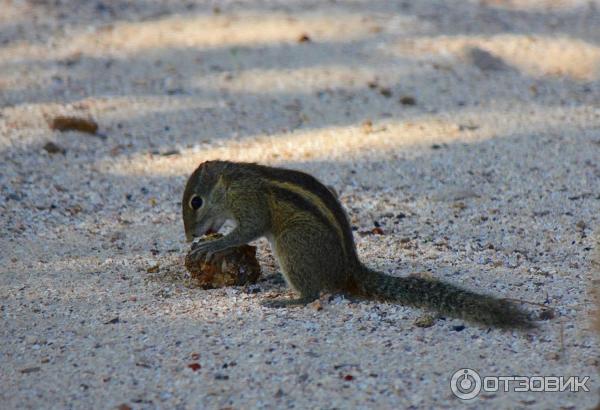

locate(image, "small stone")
[[584, 357, 599, 366], [110, 231, 126, 242], [414, 314, 436, 328], [371, 227, 384, 235], [66, 205, 82, 215], [309, 299, 324, 311], [379, 88, 392, 98], [452, 201, 467, 211], [146, 265, 160, 274], [399, 96, 416, 105], [20, 367, 41, 374], [538, 309, 555, 321], [43, 142, 66, 154], [50, 115, 99, 135], [187, 363, 201, 371]]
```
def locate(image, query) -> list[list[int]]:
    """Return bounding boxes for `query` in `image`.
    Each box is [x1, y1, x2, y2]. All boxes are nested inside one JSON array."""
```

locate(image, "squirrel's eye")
[[189, 196, 203, 210]]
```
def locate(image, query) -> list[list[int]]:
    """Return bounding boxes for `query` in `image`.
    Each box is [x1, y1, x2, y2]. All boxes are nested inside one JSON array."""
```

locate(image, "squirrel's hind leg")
[[268, 226, 347, 305]]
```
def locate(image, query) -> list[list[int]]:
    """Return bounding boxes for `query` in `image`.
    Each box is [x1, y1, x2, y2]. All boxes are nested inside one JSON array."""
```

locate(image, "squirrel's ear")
[[197, 161, 210, 175], [197, 161, 216, 184], [216, 175, 229, 190], [197, 160, 229, 189]]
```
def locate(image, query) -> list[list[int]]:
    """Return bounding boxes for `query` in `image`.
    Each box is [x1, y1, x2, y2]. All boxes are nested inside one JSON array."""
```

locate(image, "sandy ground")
[[1, 0, 600, 409]]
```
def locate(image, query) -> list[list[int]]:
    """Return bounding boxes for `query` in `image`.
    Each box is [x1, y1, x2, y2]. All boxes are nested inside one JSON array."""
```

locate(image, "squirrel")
[[182, 160, 534, 329]]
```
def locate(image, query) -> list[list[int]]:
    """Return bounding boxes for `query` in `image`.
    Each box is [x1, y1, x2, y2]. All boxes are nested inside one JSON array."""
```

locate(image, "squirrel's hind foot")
[[260, 296, 316, 308]]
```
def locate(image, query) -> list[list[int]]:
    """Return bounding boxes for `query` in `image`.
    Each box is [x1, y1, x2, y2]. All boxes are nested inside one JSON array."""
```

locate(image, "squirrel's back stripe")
[[267, 180, 347, 255], [238, 163, 357, 259]]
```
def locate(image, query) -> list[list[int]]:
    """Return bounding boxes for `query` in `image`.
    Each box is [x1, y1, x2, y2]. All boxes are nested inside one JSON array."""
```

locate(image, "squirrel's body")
[[183, 160, 533, 328]]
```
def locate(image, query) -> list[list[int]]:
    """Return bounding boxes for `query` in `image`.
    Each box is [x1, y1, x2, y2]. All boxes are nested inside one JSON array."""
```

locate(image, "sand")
[[1, 0, 599, 409]]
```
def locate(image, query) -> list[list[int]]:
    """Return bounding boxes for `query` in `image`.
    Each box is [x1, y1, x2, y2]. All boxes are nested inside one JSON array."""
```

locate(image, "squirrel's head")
[[182, 161, 230, 242]]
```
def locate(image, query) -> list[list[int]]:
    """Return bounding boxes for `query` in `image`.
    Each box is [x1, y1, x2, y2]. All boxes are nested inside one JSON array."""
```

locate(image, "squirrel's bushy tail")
[[353, 266, 534, 329]]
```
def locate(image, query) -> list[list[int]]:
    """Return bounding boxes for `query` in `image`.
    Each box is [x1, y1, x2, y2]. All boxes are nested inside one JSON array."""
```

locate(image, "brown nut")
[[185, 234, 261, 288]]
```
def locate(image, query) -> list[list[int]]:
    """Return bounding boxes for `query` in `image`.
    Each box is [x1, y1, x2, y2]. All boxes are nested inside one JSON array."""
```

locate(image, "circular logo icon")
[[450, 368, 482, 400]]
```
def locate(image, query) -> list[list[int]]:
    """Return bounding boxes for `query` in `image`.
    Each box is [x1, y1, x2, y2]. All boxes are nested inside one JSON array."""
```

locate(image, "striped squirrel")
[[182, 160, 533, 328]]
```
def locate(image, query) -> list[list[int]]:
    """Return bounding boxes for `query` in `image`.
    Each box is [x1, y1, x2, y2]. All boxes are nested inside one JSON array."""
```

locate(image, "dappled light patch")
[[100, 104, 596, 177], [392, 34, 600, 81], [0, 11, 378, 62]]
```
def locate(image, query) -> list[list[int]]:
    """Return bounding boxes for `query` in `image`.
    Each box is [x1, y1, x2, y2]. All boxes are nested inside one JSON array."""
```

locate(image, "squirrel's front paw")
[[189, 240, 217, 258], [188, 245, 207, 262], [189, 239, 236, 264]]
